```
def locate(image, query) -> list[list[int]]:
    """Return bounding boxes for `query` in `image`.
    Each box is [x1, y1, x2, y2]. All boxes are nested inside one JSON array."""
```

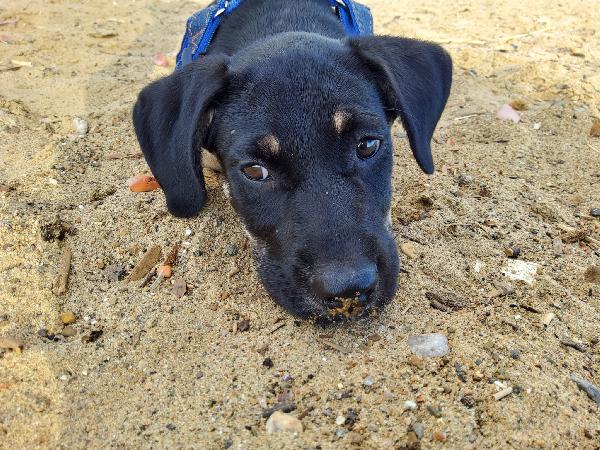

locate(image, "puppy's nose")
[[313, 263, 378, 301]]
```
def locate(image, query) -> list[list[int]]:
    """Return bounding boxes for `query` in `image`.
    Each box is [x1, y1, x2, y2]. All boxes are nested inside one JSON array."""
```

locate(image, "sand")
[[1, 0, 599, 448]]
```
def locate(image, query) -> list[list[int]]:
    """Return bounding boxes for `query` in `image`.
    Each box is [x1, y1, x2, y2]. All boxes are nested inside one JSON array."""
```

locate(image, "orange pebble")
[[127, 174, 160, 192], [157, 265, 172, 278]]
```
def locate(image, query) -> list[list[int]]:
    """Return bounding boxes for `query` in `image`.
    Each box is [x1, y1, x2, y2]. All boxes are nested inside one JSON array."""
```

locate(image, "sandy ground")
[[1, 0, 600, 448]]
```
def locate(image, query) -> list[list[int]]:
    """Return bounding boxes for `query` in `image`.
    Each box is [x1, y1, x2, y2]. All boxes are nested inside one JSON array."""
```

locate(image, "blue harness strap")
[[176, 0, 373, 69]]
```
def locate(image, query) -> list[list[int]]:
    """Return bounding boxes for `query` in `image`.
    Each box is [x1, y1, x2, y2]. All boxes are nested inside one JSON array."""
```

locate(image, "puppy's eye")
[[242, 164, 269, 181], [357, 138, 381, 159]]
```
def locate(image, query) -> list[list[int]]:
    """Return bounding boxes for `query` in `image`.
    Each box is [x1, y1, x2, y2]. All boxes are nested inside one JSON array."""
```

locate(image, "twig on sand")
[[318, 338, 351, 354], [53, 247, 72, 295]]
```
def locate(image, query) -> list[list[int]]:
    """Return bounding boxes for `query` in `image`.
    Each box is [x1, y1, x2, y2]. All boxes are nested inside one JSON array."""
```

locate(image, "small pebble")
[[591, 119, 600, 137], [262, 357, 273, 368], [152, 52, 170, 67], [237, 319, 250, 332], [363, 375, 374, 386], [510, 349, 521, 359], [60, 311, 76, 325], [427, 404, 443, 418], [461, 395, 476, 408], [533, 122, 541, 130], [400, 243, 417, 259], [62, 326, 76, 337], [335, 415, 346, 426], [590, 208, 600, 217], [265, 411, 303, 434], [457, 173, 473, 186], [403, 400, 417, 410], [541, 312, 555, 327], [412, 422, 425, 439], [225, 244, 238, 256], [496, 104, 520, 123], [407, 333, 449, 357], [171, 278, 187, 298], [73, 117, 88, 135], [433, 431, 448, 442]]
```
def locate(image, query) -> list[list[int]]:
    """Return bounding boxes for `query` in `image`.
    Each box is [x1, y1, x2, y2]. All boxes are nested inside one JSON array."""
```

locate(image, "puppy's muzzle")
[[313, 263, 378, 314]]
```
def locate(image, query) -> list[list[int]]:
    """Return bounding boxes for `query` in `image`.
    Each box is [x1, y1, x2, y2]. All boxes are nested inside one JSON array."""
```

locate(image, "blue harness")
[[176, 0, 373, 69]]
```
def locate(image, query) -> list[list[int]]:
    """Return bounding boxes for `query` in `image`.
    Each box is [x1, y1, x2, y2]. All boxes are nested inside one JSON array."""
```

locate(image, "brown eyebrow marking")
[[332, 109, 352, 134], [258, 134, 280, 155]]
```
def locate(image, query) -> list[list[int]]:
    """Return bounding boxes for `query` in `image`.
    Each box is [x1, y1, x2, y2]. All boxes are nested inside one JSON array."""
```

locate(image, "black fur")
[[132, 0, 452, 320]]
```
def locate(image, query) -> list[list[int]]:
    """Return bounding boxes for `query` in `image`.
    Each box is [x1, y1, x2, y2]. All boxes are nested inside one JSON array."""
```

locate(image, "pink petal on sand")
[[496, 104, 521, 123], [152, 52, 170, 67]]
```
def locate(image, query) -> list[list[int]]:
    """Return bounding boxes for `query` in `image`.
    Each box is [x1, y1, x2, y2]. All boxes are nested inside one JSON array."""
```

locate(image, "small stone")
[[403, 400, 417, 410], [584, 266, 600, 284], [105, 264, 124, 282], [412, 422, 425, 439], [59, 311, 76, 325], [406, 431, 419, 445], [433, 431, 448, 442], [73, 117, 88, 135], [461, 395, 476, 408], [37, 329, 49, 338], [62, 326, 76, 337], [166, 423, 176, 431], [335, 429, 347, 439], [225, 244, 238, 256], [590, 119, 600, 137], [472, 371, 484, 381], [496, 104, 520, 123], [407, 333, 449, 357], [237, 319, 250, 332], [262, 357, 273, 368], [427, 404, 442, 418], [400, 243, 417, 259], [510, 349, 521, 359], [0, 337, 24, 353], [336, 415, 346, 426], [590, 208, 600, 217], [363, 375, 374, 386], [265, 411, 303, 434], [457, 173, 473, 186], [171, 278, 187, 298], [503, 246, 521, 258], [408, 355, 425, 369], [541, 312, 555, 327], [152, 52, 170, 67], [501, 259, 539, 284], [220, 291, 231, 301]]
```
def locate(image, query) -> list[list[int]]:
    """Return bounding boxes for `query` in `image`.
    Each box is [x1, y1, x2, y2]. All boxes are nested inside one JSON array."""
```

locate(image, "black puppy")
[[133, 0, 452, 321]]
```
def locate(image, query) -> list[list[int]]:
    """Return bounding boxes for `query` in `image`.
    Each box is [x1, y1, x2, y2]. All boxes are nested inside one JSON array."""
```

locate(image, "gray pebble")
[[363, 375, 374, 386], [225, 244, 238, 256], [457, 173, 473, 186], [510, 349, 521, 359], [412, 422, 425, 440], [591, 208, 600, 218]]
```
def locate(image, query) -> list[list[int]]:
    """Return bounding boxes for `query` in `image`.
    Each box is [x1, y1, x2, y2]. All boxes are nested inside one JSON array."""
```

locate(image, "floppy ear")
[[349, 36, 452, 174], [133, 55, 228, 218]]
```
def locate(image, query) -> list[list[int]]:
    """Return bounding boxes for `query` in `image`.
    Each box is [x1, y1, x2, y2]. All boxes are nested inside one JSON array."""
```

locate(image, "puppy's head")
[[133, 33, 452, 321]]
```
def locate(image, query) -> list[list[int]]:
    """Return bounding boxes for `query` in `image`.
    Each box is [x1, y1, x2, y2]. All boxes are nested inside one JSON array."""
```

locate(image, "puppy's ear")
[[133, 55, 228, 217], [349, 36, 452, 174]]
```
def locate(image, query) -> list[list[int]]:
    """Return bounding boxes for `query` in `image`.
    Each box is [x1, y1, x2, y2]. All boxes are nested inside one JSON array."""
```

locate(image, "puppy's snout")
[[313, 263, 378, 301]]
